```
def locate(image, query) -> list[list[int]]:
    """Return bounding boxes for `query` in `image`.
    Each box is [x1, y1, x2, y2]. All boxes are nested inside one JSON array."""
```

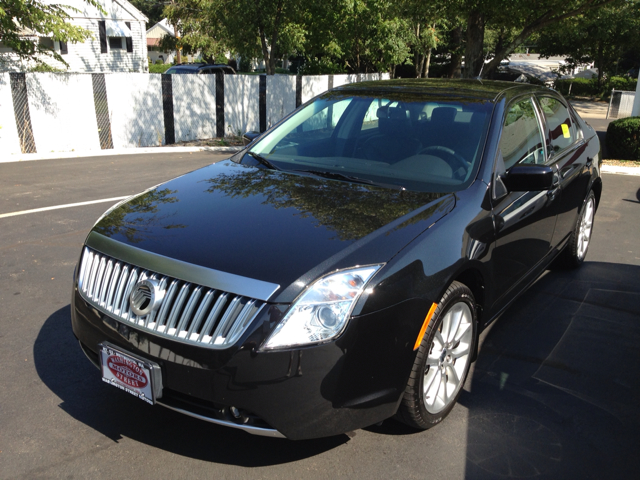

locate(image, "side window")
[[499, 97, 545, 169], [538, 96, 576, 153]]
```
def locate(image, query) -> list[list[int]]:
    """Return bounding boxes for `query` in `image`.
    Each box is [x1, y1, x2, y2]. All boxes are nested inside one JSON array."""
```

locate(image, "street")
[[1, 152, 639, 479]]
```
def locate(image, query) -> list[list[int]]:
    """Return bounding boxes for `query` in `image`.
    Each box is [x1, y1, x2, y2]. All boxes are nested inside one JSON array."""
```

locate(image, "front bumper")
[[72, 288, 427, 440]]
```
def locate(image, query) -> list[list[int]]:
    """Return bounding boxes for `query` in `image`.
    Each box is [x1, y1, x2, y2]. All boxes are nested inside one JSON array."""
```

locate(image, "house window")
[[109, 37, 124, 49], [39, 37, 55, 50]]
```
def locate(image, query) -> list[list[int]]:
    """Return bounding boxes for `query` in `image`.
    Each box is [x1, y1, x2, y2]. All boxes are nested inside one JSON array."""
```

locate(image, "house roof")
[[147, 18, 176, 37], [114, 0, 148, 22], [39, 0, 147, 22]]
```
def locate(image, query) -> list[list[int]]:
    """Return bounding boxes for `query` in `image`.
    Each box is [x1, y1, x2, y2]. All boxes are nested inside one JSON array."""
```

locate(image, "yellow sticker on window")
[[561, 123, 570, 138]]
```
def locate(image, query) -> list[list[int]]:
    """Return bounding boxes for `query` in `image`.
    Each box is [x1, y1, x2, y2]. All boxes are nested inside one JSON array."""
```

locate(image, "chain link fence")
[[92, 73, 114, 149], [9, 73, 36, 154]]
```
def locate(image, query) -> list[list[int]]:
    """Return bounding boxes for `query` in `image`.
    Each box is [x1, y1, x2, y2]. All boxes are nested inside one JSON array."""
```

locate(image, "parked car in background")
[[71, 79, 601, 440], [164, 63, 236, 75]]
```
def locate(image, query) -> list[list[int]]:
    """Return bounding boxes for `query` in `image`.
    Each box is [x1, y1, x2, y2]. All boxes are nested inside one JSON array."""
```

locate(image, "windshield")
[[246, 92, 493, 192]]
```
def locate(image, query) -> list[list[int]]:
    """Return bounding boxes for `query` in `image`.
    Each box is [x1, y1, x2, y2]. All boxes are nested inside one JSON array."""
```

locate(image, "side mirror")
[[501, 165, 555, 192], [242, 131, 260, 146]]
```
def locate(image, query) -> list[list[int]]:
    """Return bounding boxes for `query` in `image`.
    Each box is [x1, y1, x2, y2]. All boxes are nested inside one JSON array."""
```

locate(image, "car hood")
[[90, 160, 454, 303]]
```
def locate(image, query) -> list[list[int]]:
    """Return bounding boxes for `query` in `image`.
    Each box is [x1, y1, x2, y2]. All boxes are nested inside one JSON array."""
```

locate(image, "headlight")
[[261, 265, 382, 350]]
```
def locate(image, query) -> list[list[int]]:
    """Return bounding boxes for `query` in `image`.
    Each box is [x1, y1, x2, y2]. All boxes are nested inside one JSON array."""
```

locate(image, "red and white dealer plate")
[[99, 343, 163, 405]]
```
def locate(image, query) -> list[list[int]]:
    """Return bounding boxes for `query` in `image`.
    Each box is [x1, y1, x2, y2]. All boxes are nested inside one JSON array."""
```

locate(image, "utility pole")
[[632, 72, 640, 117]]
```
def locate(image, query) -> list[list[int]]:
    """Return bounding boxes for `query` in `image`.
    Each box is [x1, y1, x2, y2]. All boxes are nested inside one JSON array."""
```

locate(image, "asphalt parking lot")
[[1, 153, 639, 479]]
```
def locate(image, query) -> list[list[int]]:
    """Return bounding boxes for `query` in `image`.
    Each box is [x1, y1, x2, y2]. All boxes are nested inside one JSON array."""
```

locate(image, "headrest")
[[431, 107, 457, 123]]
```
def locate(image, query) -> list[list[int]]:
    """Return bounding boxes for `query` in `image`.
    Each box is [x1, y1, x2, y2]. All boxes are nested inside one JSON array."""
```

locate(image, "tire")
[[558, 190, 596, 269], [397, 281, 477, 430]]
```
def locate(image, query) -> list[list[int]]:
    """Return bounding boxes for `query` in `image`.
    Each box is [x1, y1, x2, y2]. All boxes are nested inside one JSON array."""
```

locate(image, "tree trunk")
[[414, 24, 422, 78], [267, 0, 284, 75], [173, 20, 181, 64], [258, 27, 272, 74], [464, 10, 485, 78], [425, 48, 432, 78], [424, 22, 435, 78], [448, 26, 462, 78], [417, 54, 425, 78], [596, 42, 605, 88]]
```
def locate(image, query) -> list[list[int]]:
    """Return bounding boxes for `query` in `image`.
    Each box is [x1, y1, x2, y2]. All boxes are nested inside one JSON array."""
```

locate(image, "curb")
[[601, 164, 640, 176], [3, 147, 640, 176], [1, 146, 244, 163]]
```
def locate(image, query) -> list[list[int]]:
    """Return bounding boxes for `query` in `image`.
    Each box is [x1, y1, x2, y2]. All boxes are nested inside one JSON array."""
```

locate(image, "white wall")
[[27, 72, 100, 152], [266, 75, 296, 129], [0, 73, 22, 155], [225, 75, 260, 135], [106, 73, 164, 148], [172, 74, 217, 142], [4, 72, 394, 156], [301, 75, 329, 104]]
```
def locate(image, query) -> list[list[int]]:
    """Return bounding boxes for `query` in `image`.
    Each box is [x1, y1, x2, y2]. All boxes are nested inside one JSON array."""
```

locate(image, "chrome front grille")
[[77, 247, 265, 348]]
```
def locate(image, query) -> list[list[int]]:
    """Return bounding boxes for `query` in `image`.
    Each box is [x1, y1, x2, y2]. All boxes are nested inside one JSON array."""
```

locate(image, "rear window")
[[165, 67, 198, 74]]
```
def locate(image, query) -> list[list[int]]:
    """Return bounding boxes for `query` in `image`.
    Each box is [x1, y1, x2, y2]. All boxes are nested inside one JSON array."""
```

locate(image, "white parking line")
[[0, 196, 129, 219]]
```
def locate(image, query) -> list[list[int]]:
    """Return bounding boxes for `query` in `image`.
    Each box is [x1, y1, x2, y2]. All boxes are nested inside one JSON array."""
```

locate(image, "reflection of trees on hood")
[[94, 188, 184, 243], [203, 170, 446, 241]]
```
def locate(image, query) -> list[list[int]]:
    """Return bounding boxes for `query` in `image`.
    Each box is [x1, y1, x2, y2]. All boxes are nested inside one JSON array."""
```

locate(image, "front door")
[[490, 96, 559, 309]]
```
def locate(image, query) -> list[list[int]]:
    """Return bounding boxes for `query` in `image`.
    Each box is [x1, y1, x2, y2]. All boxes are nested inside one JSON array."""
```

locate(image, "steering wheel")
[[419, 146, 469, 180]]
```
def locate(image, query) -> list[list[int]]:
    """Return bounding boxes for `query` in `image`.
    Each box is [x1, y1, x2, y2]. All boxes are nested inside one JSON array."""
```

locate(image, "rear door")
[[534, 95, 592, 248]]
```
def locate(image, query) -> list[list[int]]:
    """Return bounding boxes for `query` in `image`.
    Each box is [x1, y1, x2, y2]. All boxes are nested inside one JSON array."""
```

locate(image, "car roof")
[[168, 63, 234, 71], [333, 79, 553, 104]]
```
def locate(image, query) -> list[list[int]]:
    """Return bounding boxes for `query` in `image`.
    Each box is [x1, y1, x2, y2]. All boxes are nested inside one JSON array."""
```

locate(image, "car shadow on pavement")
[[33, 307, 348, 467], [33, 261, 640, 472], [460, 261, 640, 479]]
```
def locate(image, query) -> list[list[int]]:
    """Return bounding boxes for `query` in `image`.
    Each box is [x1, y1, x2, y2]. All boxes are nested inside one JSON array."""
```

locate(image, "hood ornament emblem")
[[129, 278, 164, 317]]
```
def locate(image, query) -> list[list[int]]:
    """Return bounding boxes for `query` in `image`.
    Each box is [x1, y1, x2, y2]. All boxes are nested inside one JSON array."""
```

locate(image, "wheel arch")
[[591, 176, 603, 209], [453, 267, 486, 361]]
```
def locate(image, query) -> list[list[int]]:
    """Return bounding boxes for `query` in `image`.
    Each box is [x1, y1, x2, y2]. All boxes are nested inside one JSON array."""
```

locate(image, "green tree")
[[0, 0, 103, 68], [301, 0, 413, 74], [128, 0, 164, 26], [459, 0, 621, 79], [536, 1, 640, 85], [165, 0, 306, 74]]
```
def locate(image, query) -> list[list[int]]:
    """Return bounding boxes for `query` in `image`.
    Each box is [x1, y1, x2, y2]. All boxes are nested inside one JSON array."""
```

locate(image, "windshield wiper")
[[294, 169, 405, 190], [294, 169, 374, 185], [247, 151, 280, 170]]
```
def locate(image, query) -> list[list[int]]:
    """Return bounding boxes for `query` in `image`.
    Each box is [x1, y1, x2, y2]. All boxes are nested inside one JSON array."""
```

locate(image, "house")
[[0, 0, 148, 73], [146, 18, 176, 65]]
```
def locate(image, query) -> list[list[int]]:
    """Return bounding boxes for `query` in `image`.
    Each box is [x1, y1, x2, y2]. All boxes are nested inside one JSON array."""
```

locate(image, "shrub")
[[608, 76, 637, 92], [555, 76, 636, 98], [29, 63, 64, 73], [148, 63, 172, 73], [606, 116, 640, 160], [554, 77, 597, 96]]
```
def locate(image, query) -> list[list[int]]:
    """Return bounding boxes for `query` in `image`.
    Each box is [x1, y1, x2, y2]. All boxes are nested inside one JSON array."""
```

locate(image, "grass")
[[167, 134, 244, 147]]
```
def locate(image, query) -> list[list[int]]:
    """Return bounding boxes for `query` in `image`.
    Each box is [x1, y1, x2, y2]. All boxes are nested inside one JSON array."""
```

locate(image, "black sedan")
[[71, 79, 601, 440]]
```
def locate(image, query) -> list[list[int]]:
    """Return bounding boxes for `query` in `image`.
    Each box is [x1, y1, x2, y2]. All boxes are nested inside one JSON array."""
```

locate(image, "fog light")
[[230, 406, 241, 419]]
